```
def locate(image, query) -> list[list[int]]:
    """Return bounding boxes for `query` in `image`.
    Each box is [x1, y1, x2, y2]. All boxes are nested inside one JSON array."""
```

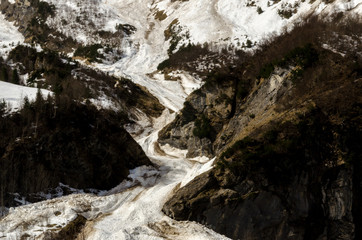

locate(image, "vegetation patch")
[[157, 44, 209, 71], [257, 43, 319, 80], [277, 2, 299, 19], [193, 114, 215, 140], [116, 24, 137, 35], [180, 101, 198, 125], [36, 1, 55, 20], [0, 93, 150, 207], [216, 106, 362, 185], [74, 44, 104, 63], [164, 19, 191, 55], [155, 10, 167, 21]]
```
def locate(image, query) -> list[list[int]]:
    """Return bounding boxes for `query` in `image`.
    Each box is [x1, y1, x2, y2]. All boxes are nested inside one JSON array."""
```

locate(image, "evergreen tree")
[[35, 88, 44, 112], [0, 100, 7, 116], [23, 96, 31, 110], [11, 69, 20, 84], [0, 67, 8, 82]]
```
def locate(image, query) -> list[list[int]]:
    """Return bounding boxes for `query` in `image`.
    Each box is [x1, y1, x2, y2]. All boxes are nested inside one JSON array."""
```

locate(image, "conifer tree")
[[0, 67, 8, 82], [11, 69, 20, 84]]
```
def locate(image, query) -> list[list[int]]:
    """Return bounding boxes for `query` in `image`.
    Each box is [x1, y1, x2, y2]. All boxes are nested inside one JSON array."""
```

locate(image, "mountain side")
[[0, 95, 153, 208], [0, 0, 361, 239], [162, 17, 362, 240]]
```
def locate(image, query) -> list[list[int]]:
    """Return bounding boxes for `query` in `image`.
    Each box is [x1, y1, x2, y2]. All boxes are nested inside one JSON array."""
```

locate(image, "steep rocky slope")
[[162, 18, 362, 240]]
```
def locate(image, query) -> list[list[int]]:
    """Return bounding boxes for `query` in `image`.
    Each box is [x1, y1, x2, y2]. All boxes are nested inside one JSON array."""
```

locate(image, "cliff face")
[[162, 18, 362, 240], [163, 102, 361, 239], [158, 74, 236, 158], [163, 165, 357, 240]]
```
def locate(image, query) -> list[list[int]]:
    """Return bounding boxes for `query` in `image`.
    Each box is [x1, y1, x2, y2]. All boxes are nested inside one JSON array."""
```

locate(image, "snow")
[[84, 109, 227, 240], [40, 0, 362, 112], [0, 109, 228, 240], [1, 0, 362, 239], [0, 81, 52, 111], [0, 13, 24, 58]]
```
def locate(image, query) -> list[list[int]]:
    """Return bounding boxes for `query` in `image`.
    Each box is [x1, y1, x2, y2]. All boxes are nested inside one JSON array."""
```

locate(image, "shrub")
[[258, 63, 274, 79], [246, 39, 253, 48], [74, 44, 103, 62], [193, 114, 214, 139], [279, 43, 318, 68], [157, 59, 171, 71], [11, 69, 20, 84], [0, 67, 8, 82], [278, 9, 293, 19], [257, 7, 264, 14], [36, 1, 55, 20], [181, 101, 197, 125]]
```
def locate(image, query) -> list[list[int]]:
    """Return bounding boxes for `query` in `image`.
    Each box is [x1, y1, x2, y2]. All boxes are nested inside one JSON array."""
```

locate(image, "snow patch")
[[0, 13, 24, 58], [0, 81, 52, 112]]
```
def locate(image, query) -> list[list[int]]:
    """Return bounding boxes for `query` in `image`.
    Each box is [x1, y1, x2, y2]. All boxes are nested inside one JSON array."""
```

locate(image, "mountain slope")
[[162, 17, 362, 240], [0, 0, 361, 239]]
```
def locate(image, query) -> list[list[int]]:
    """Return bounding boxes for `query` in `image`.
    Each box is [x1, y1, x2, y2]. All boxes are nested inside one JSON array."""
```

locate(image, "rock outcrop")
[[163, 165, 357, 240], [158, 69, 242, 158], [162, 19, 362, 240], [163, 106, 361, 239]]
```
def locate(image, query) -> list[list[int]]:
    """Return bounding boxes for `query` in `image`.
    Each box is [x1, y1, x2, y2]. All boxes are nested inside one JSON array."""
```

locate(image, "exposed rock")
[[163, 34, 362, 239], [0, 0, 78, 52], [159, 72, 237, 158], [322, 167, 355, 240], [163, 158, 357, 240]]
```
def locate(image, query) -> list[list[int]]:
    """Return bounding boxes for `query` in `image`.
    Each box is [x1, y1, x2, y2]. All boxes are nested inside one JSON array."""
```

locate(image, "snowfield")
[[0, 81, 52, 111], [1, 0, 362, 239], [43, 0, 362, 111]]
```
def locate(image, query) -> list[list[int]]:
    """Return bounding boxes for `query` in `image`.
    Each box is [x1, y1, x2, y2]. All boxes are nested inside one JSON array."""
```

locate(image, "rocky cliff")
[[162, 17, 362, 240]]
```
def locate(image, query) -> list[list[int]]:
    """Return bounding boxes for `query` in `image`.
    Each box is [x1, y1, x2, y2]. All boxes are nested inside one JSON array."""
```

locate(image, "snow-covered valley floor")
[[0, 108, 230, 240]]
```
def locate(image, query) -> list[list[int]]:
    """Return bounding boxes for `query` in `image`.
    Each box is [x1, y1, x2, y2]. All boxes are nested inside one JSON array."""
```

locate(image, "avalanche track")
[[1, 0, 362, 239], [0, 97, 229, 240]]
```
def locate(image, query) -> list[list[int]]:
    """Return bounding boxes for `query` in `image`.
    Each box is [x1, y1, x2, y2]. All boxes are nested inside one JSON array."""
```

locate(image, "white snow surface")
[[0, 81, 52, 111], [0, 12, 24, 57]]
